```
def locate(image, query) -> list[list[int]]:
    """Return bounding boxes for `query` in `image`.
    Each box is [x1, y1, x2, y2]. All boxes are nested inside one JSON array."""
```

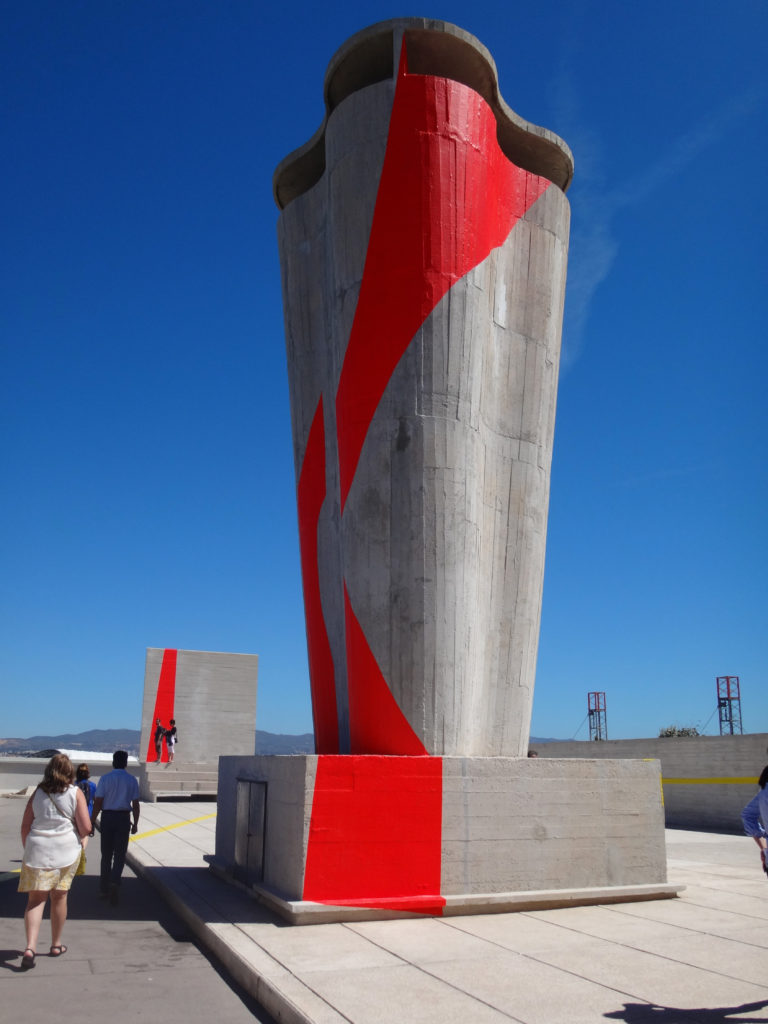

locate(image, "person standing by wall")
[[90, 750, 140, 905], [165, 720, 178, 764], [153, 718, 165, 762], [18, 753, 91, 968], [742, 765, 768, 878]]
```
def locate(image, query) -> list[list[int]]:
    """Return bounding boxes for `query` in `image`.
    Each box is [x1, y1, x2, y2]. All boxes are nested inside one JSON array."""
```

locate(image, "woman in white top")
[[18, 753, 91, 969]]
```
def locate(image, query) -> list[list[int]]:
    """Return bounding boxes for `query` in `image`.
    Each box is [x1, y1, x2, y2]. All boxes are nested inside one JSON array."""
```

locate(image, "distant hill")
[[0, 729, 557, 757], [0, 729, 142, 757], [0, 727, 315, 758]]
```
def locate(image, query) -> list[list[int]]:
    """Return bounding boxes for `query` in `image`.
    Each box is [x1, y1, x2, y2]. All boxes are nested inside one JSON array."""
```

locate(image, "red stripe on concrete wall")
[[303, 755, 444, 913], [297, 399, 339, 753], [145, 648, 177, 763], [335, 40, 550, 511], [344, 584, 427, 756]]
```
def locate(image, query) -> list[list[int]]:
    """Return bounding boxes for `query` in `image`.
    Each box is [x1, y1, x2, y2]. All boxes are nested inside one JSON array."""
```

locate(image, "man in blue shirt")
[[741, 764, 768, 879], [90, 750, 140, 905]]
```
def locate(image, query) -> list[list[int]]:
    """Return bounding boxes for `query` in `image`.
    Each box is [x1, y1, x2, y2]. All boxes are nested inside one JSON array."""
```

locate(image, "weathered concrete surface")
[[538, 733, 768, 831], [276, 19, 572, 757], [215, 755, 318, 900], [213, 755, 672, 920], [441, 757, 667, 893], [138, 648, 258, 768]]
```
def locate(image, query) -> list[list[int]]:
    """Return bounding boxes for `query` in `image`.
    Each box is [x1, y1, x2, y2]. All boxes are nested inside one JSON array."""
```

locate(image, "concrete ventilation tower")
[[212, 17, 676, 920], [588, 691, 608, 741], [717, 676, 743, 735]]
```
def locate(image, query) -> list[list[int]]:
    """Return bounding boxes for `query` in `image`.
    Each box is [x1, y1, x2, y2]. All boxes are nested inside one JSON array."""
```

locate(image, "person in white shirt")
[[18, 754, 91, 969], [90, 750, 140, 905]]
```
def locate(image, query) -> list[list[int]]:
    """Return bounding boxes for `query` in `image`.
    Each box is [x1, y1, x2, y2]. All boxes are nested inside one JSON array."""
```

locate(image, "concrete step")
[[138, 763, 220, 802]]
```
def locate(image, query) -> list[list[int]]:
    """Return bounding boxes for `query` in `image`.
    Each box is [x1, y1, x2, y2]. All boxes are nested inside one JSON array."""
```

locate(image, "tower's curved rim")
[[273, 18, 574, 210]]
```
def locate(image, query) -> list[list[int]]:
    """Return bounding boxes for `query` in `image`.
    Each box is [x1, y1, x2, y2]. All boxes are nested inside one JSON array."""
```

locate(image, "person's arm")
[[20, 794, 35, 846], [130, 798, 140, 835], [741, 793, 767, 866], [742, 794, 765, 838], [74, 786, 92, 841], [91, 796, 104, 835]]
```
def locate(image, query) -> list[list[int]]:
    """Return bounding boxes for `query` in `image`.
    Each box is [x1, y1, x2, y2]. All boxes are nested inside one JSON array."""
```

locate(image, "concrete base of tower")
[[209, 754, 681, 924]]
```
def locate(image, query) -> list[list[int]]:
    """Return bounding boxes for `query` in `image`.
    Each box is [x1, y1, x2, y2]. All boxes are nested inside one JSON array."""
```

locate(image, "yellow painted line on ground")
[[662, 777, 758, 785], [130, 812, 216, 842], [0, 869, 21, 883]]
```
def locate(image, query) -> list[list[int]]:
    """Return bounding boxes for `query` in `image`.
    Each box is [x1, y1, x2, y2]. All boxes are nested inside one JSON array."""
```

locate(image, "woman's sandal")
[[21, 948, 36, 970], [49, 945, 67, 957]]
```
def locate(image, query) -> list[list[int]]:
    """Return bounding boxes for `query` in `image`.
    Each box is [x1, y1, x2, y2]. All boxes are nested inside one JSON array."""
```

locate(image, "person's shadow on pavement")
[[604, 999, 768, 1022]]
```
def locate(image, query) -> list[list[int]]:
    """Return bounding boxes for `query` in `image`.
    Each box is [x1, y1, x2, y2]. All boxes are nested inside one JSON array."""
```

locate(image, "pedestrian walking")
[[90, 750, 140, 905], [18, 753, 91, 969], [742, 764, 768, 878]]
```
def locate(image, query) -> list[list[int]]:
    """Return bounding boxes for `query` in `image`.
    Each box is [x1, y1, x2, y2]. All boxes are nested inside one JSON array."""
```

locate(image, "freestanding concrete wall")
[[537, 734, 768, 831], [275, 18, 572, 758], [139, 648, 258, 765]]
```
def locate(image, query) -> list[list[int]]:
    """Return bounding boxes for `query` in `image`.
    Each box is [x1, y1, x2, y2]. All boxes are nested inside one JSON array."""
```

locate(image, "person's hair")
[[75, 763, 90, 782], [112, 750, 129, 769], [170, 719, 175, 726], [758, 765, 768, 790], [40, 753, 75, 794], [527, 749, 538, 758]]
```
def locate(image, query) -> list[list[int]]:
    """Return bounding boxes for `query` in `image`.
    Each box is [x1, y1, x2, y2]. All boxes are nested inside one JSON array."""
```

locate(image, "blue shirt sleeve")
[[742, 792, 766, 838]]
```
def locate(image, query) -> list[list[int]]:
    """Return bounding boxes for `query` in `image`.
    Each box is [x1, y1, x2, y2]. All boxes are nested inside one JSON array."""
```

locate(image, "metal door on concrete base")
[[233, 779, 266, 886]]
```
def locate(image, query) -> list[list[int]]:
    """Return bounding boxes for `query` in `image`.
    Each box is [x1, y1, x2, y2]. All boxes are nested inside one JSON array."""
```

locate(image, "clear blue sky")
[[2, 1, 766, 742]]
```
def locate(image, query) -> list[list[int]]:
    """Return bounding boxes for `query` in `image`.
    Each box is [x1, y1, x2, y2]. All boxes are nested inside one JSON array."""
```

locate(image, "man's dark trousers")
[[99, 810, 131, 892]]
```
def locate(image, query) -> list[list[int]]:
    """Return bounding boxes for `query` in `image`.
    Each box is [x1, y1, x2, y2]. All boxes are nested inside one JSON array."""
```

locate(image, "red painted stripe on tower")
[[297, 398, 339, 753], [344, 584, 427, 755], [335, 41, 550, 511], [303, 755, 444, 914], [145, 648, 177, 763]]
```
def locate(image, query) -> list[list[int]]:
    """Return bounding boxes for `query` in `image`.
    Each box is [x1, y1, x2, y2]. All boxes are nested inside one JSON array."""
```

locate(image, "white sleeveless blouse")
[[23, 785, 81, 869]]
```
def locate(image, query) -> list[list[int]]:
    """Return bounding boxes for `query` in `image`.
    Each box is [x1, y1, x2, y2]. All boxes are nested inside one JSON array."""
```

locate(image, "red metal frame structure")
[[716, 676, 743, 735], [588, 691, 608, 741]]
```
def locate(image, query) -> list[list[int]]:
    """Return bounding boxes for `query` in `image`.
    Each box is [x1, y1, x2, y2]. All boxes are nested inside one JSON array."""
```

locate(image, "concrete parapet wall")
[[0, 757, 139, 794], [537, 734, 768, 831]]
